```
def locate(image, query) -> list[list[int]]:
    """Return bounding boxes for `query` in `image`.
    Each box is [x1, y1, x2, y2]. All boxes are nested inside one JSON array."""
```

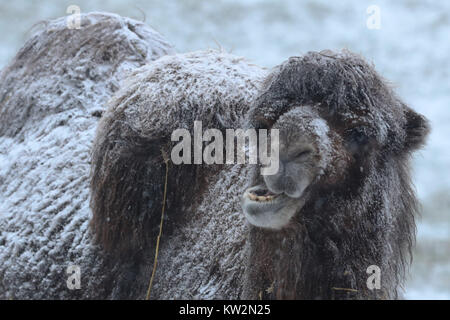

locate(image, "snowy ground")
[[0, 0, 448, 299]]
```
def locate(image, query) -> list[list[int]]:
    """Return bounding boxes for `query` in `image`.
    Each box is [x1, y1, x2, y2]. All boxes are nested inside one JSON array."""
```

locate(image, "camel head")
[[242, 50, 429, 230]]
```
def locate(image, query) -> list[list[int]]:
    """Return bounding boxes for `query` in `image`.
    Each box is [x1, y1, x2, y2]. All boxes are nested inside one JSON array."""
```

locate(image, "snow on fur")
[[0, 12, 428, 300], [0, 12, 174, 299], [90, 49, 266, 299]]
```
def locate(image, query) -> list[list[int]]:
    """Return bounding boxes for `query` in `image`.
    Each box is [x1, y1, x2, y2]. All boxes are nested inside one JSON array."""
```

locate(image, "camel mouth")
[[242, 185, 302, 229], [246, 187, 281, 202]]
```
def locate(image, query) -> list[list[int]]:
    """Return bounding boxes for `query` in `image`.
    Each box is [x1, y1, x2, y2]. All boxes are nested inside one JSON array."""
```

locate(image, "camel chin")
[[242, 185, 305, 229]]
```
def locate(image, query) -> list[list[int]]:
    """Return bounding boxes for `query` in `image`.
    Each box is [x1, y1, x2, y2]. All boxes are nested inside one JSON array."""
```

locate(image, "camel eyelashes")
[[294, 149, 312, 158]]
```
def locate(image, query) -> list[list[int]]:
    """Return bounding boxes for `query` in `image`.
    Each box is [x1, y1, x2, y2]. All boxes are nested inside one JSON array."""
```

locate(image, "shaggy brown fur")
[[90, 50, 428, 299], [89, 50, 265, 262], [0, 12, 175, 299], [243, 50, 430, 299]]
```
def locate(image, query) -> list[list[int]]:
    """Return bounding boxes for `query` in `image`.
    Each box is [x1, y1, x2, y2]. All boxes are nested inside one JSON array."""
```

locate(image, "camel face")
[[242, 106, 322, 228], [241, 51, 430, 233], [242, 105, 339, 229]]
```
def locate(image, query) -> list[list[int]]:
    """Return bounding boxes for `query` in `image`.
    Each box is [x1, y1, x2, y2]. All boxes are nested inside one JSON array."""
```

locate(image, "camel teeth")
[[258, 195, 273, 202], [247, 192, 276, 202]]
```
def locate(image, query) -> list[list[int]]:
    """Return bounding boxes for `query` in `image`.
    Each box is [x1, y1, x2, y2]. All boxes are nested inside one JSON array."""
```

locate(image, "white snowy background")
[[0, 0, 448, 299]]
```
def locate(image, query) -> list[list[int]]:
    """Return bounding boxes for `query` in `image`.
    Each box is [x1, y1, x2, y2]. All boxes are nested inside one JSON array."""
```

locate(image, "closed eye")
[[294, 149, 312, 158]]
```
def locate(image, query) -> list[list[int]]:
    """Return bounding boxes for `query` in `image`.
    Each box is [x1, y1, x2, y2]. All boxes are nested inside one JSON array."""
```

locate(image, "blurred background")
[[0, 0, 448, 299]]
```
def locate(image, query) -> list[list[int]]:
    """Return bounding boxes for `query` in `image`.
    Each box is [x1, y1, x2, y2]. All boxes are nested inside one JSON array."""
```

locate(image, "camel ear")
[[404, 108, 430, 151]]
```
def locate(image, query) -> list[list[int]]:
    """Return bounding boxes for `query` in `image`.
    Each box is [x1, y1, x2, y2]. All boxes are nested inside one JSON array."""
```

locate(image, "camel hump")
[[0, 12, 174, 299], [0, 12, 175, 138]]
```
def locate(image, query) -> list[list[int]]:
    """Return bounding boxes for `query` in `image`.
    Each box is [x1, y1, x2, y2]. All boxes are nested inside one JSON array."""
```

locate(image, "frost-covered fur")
[[243, 51, 430, 299], [0, 12, 174, 299], [91, 50, 428, 299], [0, 13, 428, 299], [90, 50, 266, 298]]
